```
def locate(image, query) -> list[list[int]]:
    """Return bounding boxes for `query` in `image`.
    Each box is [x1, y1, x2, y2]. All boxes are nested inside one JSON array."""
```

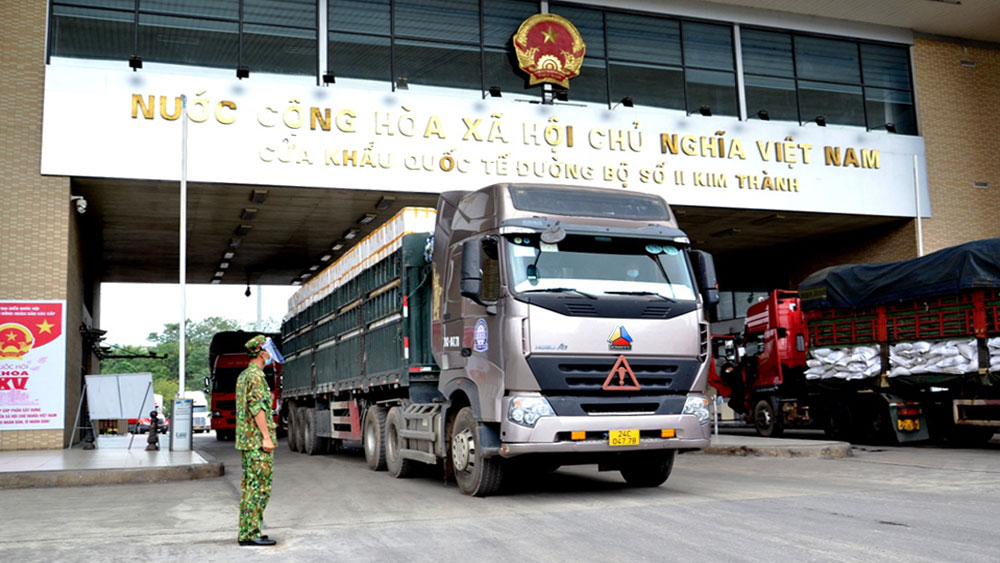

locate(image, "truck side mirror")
[[460, 238, 483, 301], [689, 249, 720, 308], [204, 377, 210, 391]]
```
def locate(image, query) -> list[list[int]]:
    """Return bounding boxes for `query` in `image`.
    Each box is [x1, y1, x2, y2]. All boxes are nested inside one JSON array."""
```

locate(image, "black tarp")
[[798, 238, 1000, 310]]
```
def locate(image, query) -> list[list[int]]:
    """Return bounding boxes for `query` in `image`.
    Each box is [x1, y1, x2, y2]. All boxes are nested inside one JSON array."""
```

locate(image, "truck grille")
[[216, 400, 235, 411], [527, 355, 699, 395]]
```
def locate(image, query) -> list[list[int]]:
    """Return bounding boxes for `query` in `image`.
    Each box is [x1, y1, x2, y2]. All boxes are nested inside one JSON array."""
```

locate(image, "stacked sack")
[[990, 337, 1000, 372], [805, 346, 880, 380], [889, 339, 978, 376]]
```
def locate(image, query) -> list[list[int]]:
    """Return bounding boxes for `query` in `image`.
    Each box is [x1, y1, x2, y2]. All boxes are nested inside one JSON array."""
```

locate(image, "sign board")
[[0, 301, 66, 430], [170, 398, 192, 451], [83, 373, 155, 420], [41, 60, 930, 219]]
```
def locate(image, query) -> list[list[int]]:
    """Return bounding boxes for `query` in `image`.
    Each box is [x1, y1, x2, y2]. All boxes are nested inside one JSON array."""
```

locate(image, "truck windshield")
[[505, 234, 697, 300]]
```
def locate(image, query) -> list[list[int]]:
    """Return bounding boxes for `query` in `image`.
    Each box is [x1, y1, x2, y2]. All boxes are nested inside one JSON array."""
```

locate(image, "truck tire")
[[619, 451, 675, 487], [286, 403, 300, 452], [450, 407, 504, 497], [754, 398, 784, 438], [363, 405, 388, 471], [385, 407, 416, 478], [303, 407, 329, 456], [293, 405, 307, 453]]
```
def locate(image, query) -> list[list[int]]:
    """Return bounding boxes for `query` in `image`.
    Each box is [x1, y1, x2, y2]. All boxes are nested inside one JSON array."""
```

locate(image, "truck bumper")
[[498, 413, 710, 458]]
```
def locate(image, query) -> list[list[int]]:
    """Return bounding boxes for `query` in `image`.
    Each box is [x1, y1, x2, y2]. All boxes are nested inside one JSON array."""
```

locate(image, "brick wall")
[[913, 38, 1000, 251], [0, 0, 74, 450]]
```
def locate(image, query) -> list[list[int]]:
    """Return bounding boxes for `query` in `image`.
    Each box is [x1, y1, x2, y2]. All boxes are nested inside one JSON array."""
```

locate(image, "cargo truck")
[[280, 183, 720, 496], [207, 331, 282, 441], [711, 239, 1000, 445]]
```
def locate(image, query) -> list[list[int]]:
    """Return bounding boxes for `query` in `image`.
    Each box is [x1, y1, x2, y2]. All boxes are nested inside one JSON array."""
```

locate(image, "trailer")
[[280, 184, 720, 496], [207, 330, 282, 441]]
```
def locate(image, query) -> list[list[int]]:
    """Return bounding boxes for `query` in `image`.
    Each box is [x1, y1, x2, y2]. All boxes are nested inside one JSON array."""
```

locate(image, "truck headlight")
[[508, 396, 554, 428], [683, 395, 710, 425]]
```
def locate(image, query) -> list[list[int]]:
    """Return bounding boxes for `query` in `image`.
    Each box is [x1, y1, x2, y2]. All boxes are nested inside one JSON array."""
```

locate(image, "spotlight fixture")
[[331, 240, 345, 251], [223, 251, 235, 260], [129, 55, 142, 71], [870, 122, 897, 133], [555, 89, 568, 102], [487, 86, 502, 98], [395, 77, 409, 90], [250, 189, 269, 204], [240, 207, 258, 221], [813, 116, 827, 127], [358, 213, 377, 225], [375, 196, 395, 210], [321, 254, 332, 262], [322, 71, 336, 84], [234, 224, 253, 236], [237, 66, 250, 80], [699, 105, 712, 117], [617, 96, 634, 108], [229, 238, 242, 248], [757, 110, 770, 121], [343, 228, 359, 240]]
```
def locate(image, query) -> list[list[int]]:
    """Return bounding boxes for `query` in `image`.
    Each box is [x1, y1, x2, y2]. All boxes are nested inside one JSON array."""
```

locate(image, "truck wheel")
[[293, 405, 307, 453], [754, 398, 784, 438], [450, 407, 504, 497], [286, 403, 300, 452], [385, 407, 415, 478], [302, 408, 327, 455], [363, 405, 388, 471], [619, 451, 675, 487]]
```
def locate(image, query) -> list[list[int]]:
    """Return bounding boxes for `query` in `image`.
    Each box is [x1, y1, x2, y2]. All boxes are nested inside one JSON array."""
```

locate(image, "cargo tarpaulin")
[[798, 238, 1000, 310]]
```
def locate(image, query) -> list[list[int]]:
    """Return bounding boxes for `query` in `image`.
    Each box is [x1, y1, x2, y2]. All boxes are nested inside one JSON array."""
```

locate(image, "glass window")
[[510, 185, 670, 220], [244, 24, 315, 76], [329, 0, 390, 35], [798, 80, 865, 126], [394, 40, 481, 90], [744, 75, 797, 121], [861, 44, 911, 90], [394, 0, 480, 43], [138, 13, 239, 69], [244, 0, 317, 29], [483, 0, 538, 48], [609, 61, 684, 110], [795, 36, 860, 83], [686, 69, 738, 116], [741, 29, 793, 77], [330, 33, 391, 81], [865, 87, 917, 134], [606, 13, 681, 66], [484, 47, 532, 96], [683, 21, 733, 71], [50, 5, 133, 61], [140, 0, 238, 20], [565, 59, 608, 104], [553, 5, 604, 58]]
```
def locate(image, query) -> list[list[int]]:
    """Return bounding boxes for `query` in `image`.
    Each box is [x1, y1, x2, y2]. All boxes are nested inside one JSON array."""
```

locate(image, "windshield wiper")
[[604, 290, 676, 303], [521, 287, 597, 299]]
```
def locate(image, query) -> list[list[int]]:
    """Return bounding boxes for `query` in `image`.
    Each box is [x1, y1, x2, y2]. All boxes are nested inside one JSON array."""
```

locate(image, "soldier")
[[236, 334, 283, 546]]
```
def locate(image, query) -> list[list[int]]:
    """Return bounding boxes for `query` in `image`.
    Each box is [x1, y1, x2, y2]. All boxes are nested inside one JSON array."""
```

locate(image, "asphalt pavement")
[[1, 431, 998, 562]]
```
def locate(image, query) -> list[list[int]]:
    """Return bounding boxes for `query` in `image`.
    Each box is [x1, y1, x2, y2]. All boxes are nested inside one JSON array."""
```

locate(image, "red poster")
[[0, 301, 66, 430]]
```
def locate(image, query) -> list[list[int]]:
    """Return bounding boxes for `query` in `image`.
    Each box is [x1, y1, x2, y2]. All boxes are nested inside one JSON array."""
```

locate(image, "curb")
[[0, 450, 225, 490], [701, 441, 853, 458]]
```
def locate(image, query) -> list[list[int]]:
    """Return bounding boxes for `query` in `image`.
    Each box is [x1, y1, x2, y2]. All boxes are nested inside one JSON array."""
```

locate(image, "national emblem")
[[513, 13, 586, 88]]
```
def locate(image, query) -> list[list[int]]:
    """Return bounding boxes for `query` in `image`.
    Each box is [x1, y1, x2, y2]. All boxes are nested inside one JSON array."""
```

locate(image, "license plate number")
[[609, 429, 639, 446], [897, 418, 920, 432]]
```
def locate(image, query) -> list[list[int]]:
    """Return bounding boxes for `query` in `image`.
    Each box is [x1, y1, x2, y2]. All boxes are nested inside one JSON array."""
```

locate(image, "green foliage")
[[101, 317, 244, 415]]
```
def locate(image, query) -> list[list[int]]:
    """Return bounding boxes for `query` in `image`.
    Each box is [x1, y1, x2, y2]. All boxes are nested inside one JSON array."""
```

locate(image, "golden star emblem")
[[5, 331, 17, 342], [37, 320, 54, 334], [542, 26, 559, 44]]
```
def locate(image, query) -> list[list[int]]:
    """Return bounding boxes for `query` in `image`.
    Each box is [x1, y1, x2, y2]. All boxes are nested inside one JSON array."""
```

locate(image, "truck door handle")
[[461, 348, 472, 357]]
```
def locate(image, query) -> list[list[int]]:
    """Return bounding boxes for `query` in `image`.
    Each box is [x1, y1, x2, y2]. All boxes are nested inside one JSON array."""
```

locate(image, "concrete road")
[[2, 433, 998, 562]]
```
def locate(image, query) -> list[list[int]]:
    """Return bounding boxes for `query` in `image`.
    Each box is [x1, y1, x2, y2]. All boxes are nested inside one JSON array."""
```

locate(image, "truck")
[[711, 238, 1000, 445], [182, 390, 210, 433], [207, 331, 282, 441], [280, 183, 721, 496]]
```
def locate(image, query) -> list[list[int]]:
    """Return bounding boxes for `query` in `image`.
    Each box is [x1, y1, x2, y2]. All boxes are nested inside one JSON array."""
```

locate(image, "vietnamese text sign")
[[41, 60, 930, 218], [0, 301, 66, 430]]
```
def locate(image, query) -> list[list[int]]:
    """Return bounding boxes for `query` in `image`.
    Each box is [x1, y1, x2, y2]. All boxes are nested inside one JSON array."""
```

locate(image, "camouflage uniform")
[[236, 360, 276, 542]]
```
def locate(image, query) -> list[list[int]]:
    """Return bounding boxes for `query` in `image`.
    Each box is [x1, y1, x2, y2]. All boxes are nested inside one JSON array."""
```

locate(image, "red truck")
[[712, 239, 1000, 445], [207, 331, 283, 441]]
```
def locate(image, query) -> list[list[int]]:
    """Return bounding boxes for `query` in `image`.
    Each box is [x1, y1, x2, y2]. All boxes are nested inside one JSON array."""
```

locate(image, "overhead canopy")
[[799, 238, 1000, 310]]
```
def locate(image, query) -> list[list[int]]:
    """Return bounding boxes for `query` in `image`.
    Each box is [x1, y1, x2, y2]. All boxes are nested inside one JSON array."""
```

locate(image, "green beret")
[[245, 334, 267, 357]]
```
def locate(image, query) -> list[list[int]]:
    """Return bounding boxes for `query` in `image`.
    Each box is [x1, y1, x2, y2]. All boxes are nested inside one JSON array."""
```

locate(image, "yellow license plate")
[[609, 429, 639, 446], [897, 418, 920, 432]]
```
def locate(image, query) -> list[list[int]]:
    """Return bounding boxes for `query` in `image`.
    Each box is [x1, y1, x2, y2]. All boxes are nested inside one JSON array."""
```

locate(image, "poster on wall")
[[0, 301, 66, 430]]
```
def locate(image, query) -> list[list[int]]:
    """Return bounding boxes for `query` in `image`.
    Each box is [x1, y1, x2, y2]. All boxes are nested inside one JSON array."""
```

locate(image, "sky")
[[100, 283, 298, 347]]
